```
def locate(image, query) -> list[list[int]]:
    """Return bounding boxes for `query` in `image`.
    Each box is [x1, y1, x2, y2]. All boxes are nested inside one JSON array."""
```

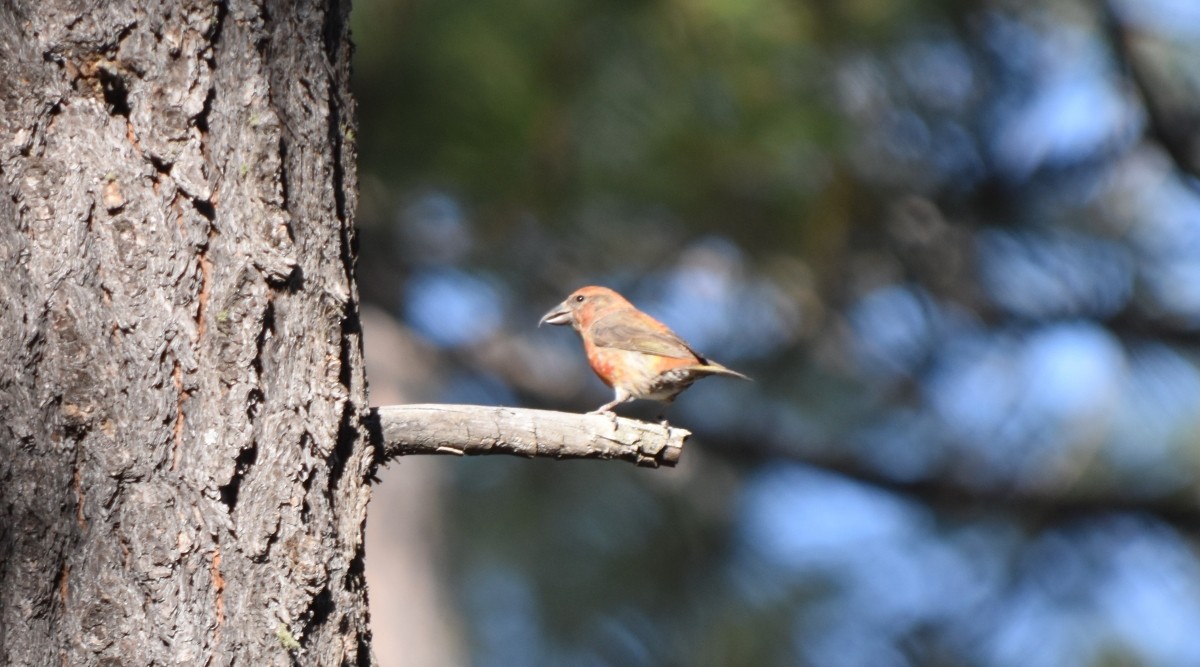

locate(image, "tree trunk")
[[0, 1, 373, 664]]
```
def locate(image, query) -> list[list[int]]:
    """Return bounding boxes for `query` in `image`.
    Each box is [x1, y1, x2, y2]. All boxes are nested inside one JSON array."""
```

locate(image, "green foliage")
[[354, 0, 837, 243]]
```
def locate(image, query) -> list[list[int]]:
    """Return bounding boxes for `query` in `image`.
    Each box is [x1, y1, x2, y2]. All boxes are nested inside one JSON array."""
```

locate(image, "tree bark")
[[0, 1, 372, 665]]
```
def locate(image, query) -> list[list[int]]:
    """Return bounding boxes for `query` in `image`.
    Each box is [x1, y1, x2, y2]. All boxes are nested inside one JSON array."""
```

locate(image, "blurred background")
[[350, 0, 1200, 665]]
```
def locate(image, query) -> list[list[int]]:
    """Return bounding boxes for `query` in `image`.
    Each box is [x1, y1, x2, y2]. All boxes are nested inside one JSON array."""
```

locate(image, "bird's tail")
[[695, 360, 751, 381]]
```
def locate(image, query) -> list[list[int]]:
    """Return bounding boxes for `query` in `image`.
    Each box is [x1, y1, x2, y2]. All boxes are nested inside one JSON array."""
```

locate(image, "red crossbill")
[[539, 285, 749, 417]]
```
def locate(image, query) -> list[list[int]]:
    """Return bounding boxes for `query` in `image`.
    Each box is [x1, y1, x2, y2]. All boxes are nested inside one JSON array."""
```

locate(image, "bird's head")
[[538, 285, 631, 330]]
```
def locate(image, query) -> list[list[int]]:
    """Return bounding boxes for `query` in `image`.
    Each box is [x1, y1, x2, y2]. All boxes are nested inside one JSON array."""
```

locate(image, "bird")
[[539, 285, 749, 419]]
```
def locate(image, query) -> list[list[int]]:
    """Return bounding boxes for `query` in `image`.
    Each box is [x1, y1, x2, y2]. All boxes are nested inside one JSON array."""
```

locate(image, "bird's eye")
[[574, 295, 585, 302]]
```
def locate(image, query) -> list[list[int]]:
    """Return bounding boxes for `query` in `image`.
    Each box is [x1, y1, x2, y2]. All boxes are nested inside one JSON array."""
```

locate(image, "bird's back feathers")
[[587, 310, 750, 381], [588, 317, 699, 360]]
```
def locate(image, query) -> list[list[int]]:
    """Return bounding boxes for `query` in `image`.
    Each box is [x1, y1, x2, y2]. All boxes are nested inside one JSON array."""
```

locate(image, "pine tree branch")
[[1101, 0, 1200, 185], [368, 404, 689, 468]]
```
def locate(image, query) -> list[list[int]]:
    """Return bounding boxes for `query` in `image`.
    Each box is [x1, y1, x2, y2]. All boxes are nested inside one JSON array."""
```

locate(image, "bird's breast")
[[585, 345, 706, 399], [584, 344, 621, 388]]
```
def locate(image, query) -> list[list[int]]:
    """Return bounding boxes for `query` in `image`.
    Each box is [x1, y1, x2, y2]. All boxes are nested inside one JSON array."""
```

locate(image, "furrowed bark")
[[0, 1, 371, 665]]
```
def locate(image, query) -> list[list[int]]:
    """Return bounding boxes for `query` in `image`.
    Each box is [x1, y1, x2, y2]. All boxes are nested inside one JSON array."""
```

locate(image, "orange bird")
[[539, 286, 749, 416]]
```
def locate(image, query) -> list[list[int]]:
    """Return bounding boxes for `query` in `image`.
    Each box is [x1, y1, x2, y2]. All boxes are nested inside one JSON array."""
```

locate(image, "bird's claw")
[[587, 408, 620, 430], [654, 411, 672, 429]]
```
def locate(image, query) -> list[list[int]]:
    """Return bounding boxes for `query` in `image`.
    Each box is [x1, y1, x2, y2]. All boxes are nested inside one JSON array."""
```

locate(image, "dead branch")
[[367, 404, 689, 468]]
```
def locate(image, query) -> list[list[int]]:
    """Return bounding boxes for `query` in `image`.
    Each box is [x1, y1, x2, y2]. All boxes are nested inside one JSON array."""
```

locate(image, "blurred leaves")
[[353, 0, 1200, 665]]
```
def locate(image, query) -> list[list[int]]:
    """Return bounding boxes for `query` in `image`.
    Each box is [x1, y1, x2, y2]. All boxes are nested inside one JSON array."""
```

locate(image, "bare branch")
[[692, 429, 1200, 527], [368, 404, 689, 468]]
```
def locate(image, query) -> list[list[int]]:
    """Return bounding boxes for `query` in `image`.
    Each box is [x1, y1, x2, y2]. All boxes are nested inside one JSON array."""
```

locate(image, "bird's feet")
[[587, 407, 620, 430], [655, 412, 671, 429]]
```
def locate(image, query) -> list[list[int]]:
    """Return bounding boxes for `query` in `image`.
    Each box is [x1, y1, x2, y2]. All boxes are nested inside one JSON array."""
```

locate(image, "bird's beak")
[[538, 301, 573, 327]]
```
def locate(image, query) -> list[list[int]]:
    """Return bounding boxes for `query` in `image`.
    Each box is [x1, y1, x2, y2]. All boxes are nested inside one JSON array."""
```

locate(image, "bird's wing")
[[588, 318, 702, 361]]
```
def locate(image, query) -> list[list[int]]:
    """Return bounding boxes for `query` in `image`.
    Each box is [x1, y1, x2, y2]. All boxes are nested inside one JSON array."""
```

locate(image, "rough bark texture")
[[372, 405, 689, 468], [0, 1, 373, 665]]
